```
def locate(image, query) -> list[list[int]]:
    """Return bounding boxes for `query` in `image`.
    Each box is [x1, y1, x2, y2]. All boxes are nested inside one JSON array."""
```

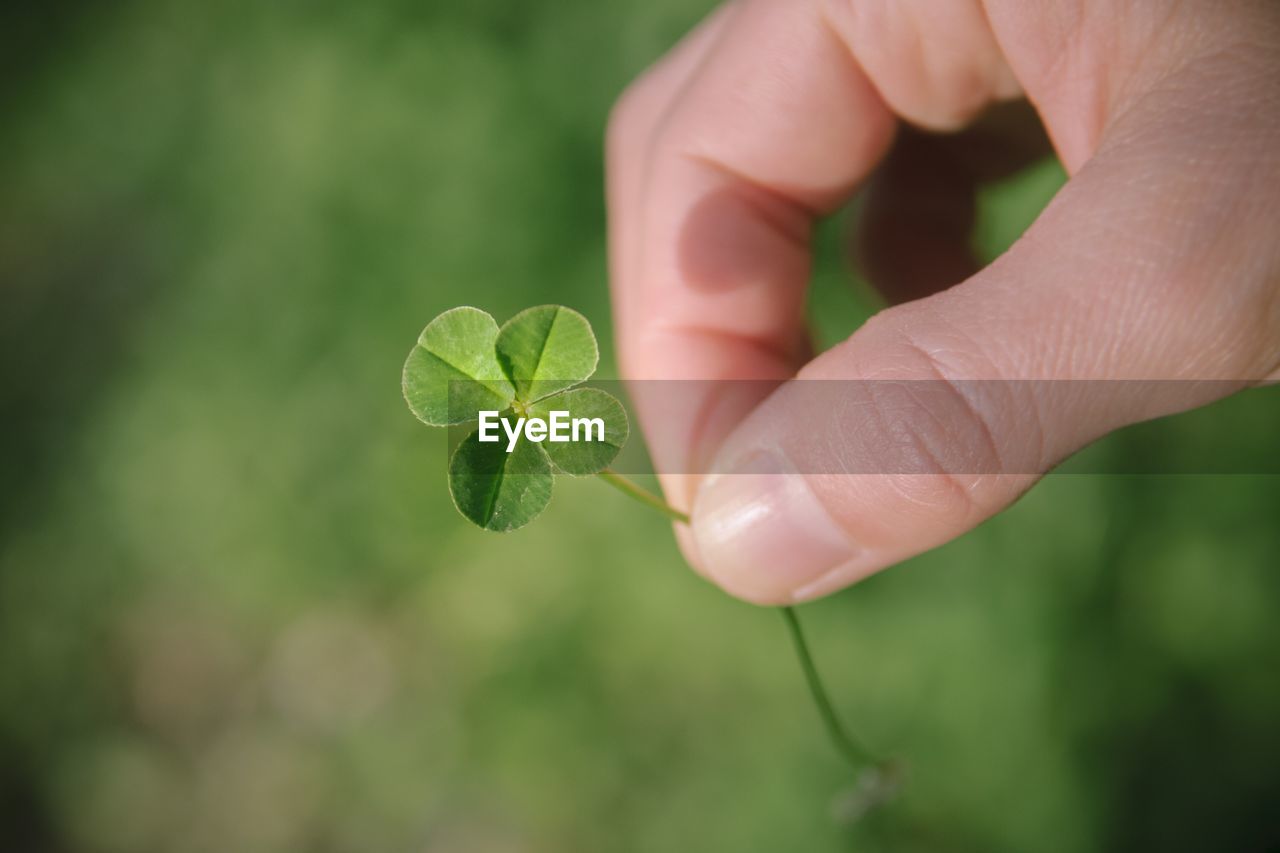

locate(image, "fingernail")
[[691, 450, 857, 604]]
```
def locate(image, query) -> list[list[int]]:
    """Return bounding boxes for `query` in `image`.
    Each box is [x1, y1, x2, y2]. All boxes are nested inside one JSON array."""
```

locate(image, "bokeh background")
[[2, 2, 1278, 852]]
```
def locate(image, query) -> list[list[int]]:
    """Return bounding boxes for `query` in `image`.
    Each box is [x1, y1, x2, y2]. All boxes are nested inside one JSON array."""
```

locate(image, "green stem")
[[780, 604, 875, 767], [595, 468, 876, 771], [597, 469, 690, 523]]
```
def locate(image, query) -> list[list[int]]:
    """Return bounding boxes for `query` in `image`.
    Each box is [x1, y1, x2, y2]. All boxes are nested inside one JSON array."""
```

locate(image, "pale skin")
[[606, 0, 1280, 604]]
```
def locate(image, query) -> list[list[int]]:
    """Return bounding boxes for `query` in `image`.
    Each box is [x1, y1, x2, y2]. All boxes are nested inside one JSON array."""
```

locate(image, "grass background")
[[2, 2, 1278, 851]]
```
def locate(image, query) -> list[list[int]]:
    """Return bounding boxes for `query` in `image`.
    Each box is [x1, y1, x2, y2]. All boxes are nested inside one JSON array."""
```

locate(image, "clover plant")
[[404, 305, 901, 817]]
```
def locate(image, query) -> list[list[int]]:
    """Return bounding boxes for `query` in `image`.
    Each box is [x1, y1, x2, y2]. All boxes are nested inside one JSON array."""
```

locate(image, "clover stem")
[[594, 468, 884, 776], [597, 469, 690, 523], [779, 605, 878, 767]]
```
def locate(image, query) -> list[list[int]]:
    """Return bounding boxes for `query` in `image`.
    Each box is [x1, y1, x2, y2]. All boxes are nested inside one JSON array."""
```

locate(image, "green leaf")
[[527, 387, 629, 475], [403, 307, 516, 426], [495, 305, 598, 402], [448, 424, 553, 531]]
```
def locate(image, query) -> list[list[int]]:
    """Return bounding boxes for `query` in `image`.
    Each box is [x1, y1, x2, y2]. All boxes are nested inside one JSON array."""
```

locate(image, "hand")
[[606, 0, 1280, 604]]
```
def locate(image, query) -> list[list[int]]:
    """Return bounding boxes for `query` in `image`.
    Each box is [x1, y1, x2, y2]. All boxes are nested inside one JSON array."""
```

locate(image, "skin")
[[606, 0, 1280, 604]]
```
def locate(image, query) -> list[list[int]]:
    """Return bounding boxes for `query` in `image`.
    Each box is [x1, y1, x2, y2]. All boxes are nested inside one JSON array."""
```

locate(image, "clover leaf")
[[528, 387, 628, 476], [402, 305, 627, 531], [448, 420, 555, 531], [496, 305, 598, 402], [403, 307, 515, 426]]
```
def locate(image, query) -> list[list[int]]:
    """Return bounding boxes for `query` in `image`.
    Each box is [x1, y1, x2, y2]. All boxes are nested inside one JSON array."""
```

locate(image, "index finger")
[[606, 0, 894, 510]]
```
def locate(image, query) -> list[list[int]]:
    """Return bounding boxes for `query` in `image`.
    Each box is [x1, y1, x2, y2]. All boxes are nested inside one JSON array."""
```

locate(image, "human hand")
[[606, 0, 1280, 604]]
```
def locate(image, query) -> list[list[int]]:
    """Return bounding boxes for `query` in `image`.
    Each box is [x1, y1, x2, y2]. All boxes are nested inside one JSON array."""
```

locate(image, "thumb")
[[689, 78, 1280, 605]]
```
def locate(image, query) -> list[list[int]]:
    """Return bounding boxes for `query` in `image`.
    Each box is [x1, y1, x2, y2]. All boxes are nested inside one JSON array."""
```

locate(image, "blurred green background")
[[2, 2, 1278, 852]]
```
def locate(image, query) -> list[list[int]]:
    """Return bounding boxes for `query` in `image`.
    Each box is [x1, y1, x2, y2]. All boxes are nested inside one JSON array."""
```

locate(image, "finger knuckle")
[[850, 312, 1045, 518]]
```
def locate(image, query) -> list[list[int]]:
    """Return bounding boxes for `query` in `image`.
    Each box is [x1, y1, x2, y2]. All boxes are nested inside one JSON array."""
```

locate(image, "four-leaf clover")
[[402, 304, 895, 797], [403, 305, 628, 531]]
